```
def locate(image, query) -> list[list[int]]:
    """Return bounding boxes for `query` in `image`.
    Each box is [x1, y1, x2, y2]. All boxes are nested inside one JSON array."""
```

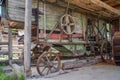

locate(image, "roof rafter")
[[90, 0, 120, 16]]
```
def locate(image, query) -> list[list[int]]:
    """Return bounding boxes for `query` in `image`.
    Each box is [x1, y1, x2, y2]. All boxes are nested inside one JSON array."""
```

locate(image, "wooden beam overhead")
[[62, 0, 120, 17], [64, 0, 95, 12], [46, 0, 120, 18], [47, 0, 56, 3], [90, 0, 120, 16]]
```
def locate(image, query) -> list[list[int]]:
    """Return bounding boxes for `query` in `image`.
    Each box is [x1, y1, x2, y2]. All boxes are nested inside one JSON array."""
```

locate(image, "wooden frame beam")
[[90, 0, 120, 16], [63, 0, 120, 17], [46, 0, 111, 18]]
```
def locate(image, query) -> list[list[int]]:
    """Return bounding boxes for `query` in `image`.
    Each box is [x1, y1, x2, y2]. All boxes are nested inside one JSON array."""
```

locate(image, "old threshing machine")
[[2, 0, 117, 76]]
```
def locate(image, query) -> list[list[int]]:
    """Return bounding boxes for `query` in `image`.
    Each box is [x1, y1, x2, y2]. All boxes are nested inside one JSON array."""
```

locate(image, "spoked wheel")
[[36, 51, 61, 76], [60, 14, 76, 35], [100, 40, 112, 62]]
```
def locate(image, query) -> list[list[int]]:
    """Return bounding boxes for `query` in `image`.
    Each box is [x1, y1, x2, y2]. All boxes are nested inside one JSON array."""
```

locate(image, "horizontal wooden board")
[[8, 0, 25, 7]]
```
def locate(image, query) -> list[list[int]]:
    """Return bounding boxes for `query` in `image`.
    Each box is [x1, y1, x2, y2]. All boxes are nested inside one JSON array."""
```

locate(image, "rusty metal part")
[[60, 14, 76, 35], [112, 32, 120, 65], [36, 51, 61, 76], [31, 44, 43, 60]]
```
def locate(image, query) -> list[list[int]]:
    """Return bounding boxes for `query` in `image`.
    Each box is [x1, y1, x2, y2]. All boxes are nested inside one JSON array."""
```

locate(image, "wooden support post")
[[1, 18, 13, 65], [119, 17, 120, 31], [8, 27, 12, 65], [43, 0, 47, 39], [36, 0, 40, 43], [82, 14, 87, 40], [24, 0, 32, 76]]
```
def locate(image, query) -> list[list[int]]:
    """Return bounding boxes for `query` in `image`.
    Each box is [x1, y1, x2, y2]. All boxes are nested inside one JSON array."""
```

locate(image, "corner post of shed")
[[24, 0, 32, 76]]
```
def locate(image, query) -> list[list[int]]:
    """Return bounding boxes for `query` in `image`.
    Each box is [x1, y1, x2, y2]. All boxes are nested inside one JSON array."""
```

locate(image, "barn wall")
[[7, 0, 25, 21]]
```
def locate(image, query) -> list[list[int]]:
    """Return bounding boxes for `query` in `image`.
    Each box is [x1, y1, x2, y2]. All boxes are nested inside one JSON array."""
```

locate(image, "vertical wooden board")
[[72, 12, 83, 33], [35, 1, 65, 30], [82, 14, 87, 40], [45, 3, 65, 30]]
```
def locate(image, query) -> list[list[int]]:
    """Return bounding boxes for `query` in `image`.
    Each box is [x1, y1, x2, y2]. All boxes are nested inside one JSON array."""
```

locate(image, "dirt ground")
[[27, 63, 120, 80]]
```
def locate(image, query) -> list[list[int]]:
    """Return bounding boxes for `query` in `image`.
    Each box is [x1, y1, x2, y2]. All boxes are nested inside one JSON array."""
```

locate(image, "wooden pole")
[[37, 0, 40, 43], [119, 17, 120, 31], [43, 0, 47, 39], [24, 0, 32, 76], [1, 17, 13, 65], [8, 27, 12, 65]]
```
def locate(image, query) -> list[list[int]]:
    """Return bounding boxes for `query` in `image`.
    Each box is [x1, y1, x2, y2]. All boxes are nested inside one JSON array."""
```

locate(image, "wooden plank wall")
[[32, 1, 83, 34], [7, 0, 25, 22], [7, 0, 35, 22]]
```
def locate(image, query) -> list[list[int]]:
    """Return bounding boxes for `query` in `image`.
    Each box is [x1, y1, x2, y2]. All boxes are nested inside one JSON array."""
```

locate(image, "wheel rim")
[[60, 14, 75, 35], [36, 52, 60, 76], [100, 41, 111, 62]]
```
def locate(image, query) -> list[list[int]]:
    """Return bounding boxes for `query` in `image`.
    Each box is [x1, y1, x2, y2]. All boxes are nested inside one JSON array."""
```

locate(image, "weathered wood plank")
[[8, 0, 25, 7], [7, 0, 25, 21], [63, 57, 102, 70], [0, 50, 9, 55], [8, 8, 25, 14], [8, 27, 12, 65], [0, 42, 8, 45], [63, 0, 120, 17]]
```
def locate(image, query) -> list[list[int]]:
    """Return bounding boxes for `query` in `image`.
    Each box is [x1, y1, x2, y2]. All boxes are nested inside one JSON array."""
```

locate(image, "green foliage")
[[0, 63, 6, 67], [19, 73, 25, 80], [0, 68, 25, 80]]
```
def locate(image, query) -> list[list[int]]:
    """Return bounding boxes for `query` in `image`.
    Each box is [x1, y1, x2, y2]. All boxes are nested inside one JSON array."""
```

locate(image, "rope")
[[66, 0, 70, 14]]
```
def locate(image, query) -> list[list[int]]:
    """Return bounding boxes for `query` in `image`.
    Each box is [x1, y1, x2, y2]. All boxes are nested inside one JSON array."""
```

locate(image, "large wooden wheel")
[[36, 51, 61, 76], [112, 32, 120, 65], [100, 40, 112, 62], [60, 14, 76, 35]]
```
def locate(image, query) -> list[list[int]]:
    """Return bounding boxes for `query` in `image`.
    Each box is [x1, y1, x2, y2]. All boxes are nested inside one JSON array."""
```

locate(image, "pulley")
[[60, 0, 76, 35], [60, 14, 76, 35]]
